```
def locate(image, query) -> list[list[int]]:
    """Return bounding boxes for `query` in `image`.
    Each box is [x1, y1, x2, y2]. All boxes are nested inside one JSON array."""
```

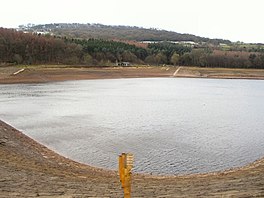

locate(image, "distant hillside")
[[19, 23, 231, 45], [2, 27, 264, 68]]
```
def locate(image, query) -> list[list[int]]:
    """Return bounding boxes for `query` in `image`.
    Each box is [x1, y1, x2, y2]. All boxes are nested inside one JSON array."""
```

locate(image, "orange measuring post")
[[119, 153, 134, 198]]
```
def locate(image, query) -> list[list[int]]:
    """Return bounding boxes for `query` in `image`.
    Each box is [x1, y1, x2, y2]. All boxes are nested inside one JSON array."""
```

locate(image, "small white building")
[[116, 62, 130, 66]]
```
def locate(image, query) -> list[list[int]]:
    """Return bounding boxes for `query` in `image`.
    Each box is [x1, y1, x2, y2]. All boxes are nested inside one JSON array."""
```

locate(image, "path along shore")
[[0, 65, 264, 197]]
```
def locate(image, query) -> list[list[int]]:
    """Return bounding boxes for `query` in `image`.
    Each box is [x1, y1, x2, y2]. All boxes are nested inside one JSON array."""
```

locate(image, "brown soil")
[[175, 66, 264, 80], [1, 65, 264, 84], [0, 66, 175, 84], [1, 65, 264, 197], [1, 121, 264, 197]]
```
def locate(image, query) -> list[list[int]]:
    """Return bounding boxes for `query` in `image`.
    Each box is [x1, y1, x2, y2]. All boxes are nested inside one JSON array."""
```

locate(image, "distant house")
[[116, 62, 130, 66]]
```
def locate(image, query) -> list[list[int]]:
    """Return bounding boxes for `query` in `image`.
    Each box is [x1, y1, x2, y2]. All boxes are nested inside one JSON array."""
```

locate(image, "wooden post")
[[119, 153, 134, 198]]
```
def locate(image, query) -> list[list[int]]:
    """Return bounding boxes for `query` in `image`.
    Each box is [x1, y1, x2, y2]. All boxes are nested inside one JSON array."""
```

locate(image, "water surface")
[[0, 78, 264, 175]]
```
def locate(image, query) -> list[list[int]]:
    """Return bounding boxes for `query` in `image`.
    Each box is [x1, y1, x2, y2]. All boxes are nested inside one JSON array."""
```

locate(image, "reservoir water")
[[0, 78, 264, 175]]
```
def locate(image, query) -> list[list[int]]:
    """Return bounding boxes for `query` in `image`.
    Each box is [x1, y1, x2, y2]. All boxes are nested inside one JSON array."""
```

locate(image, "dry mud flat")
[[0, 120, 264, 197]]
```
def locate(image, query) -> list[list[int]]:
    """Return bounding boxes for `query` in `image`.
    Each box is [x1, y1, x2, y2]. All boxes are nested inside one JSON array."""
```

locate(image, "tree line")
[[0, 28, 82, 65], [1, 28, 264, 68]]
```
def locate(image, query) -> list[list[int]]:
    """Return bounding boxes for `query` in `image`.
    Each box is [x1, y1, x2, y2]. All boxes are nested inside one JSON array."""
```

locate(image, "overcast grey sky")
[[1, 0, 264, 43]]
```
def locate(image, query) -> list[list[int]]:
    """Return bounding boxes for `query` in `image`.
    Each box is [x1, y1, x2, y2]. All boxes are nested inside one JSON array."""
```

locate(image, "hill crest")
[[18, 23, 231, 45]]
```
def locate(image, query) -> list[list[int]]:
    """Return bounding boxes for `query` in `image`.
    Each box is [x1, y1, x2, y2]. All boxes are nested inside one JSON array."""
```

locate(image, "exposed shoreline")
[[1, 65, 264, 84], [1, 66, 264, 197], [1, 118, 264, 197]]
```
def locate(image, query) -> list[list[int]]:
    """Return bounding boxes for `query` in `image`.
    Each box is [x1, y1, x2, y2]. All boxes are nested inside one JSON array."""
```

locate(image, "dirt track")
[[1, 65, 264, 197]]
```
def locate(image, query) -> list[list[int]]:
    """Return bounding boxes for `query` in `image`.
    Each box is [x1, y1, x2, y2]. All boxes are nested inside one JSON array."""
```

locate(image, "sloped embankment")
[[0, 120, 264, 197]]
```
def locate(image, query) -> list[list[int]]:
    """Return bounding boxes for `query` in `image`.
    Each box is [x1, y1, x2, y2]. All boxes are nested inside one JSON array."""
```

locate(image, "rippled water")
[[0, 78, 264, 175]]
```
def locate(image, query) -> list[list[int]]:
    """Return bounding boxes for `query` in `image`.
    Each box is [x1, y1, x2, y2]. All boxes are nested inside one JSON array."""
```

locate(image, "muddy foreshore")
[[1, 65, 264, 84], [1, 66, 264, 197]]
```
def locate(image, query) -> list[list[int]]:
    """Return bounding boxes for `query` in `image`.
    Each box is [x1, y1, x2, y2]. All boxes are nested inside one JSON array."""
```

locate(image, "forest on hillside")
[[1, 28, 264, 68], [21, 23, 232, 45]]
